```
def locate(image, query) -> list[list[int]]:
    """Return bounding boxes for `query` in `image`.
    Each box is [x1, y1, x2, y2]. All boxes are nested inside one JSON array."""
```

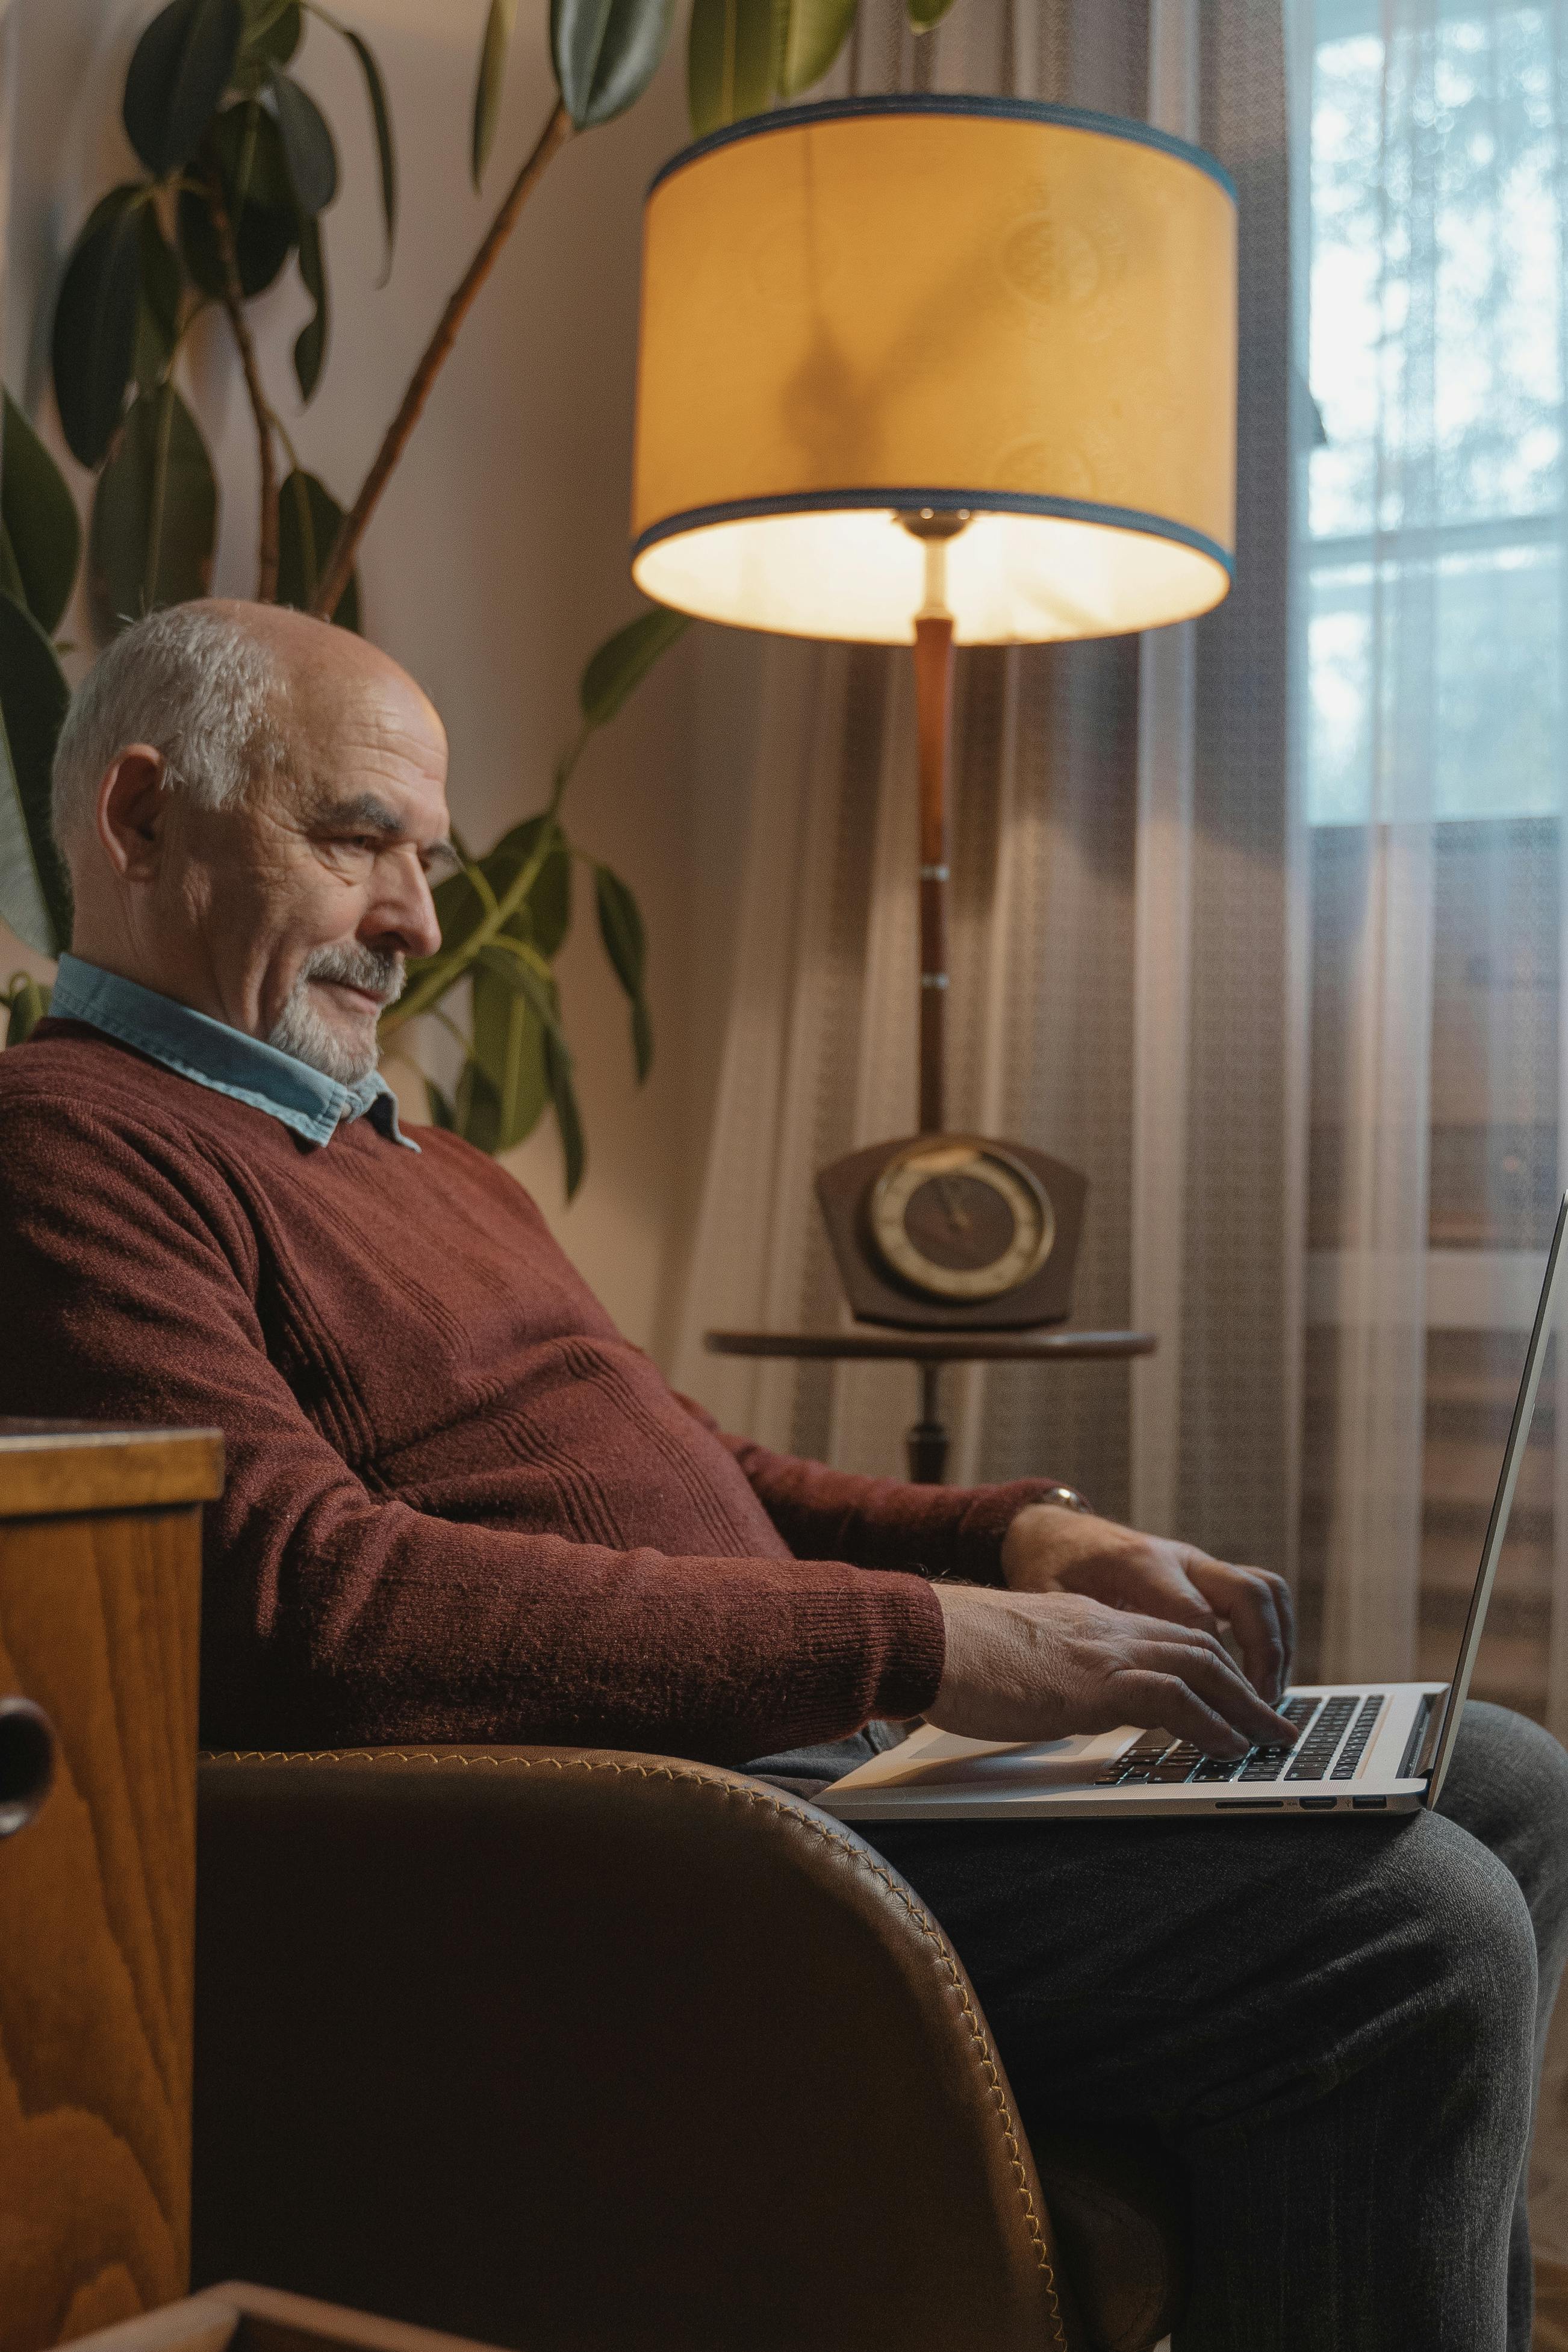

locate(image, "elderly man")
[[1, 600, 1564, 2352]]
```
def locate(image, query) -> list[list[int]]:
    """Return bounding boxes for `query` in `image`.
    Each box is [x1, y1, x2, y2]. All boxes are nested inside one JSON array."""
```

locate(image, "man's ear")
[[96, 747, 170, 881]]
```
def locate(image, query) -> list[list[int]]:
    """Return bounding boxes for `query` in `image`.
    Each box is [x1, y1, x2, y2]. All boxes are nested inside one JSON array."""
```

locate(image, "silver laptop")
[[821, 1189, 1568, 1826]]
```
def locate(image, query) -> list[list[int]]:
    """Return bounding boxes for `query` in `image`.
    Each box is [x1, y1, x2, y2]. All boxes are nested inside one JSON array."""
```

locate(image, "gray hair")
[[51, 604, 292, 854]]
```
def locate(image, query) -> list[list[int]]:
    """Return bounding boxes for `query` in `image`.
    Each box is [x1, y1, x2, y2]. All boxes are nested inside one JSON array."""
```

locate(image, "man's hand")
[[929, 1584, 1299, 1756], [1000, 1505, 1295, 1703]]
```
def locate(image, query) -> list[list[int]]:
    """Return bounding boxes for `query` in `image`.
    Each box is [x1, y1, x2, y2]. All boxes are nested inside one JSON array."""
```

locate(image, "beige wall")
[[0, 0, 761, 1364]]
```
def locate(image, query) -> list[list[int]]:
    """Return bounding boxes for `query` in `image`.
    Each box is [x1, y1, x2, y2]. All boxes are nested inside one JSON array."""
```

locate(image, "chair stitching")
[[207, 1748, 1071, 2351]]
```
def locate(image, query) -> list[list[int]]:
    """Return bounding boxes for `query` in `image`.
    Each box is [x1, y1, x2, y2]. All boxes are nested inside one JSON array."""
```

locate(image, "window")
[[1296, 0, 1568, 1720], [1304, 0, 1565, 827]]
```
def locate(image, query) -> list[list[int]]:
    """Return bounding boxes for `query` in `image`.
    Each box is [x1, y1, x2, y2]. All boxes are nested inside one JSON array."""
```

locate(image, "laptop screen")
[[1425, 1187, 1568, 1806]]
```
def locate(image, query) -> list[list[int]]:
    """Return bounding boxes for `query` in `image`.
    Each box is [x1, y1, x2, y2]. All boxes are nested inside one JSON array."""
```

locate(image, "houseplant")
[[0, 0, 957, 1189]]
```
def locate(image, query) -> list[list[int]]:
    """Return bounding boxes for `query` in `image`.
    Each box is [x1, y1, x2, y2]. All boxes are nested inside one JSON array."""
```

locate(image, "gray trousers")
[[753, 1702, 1568, 2351]]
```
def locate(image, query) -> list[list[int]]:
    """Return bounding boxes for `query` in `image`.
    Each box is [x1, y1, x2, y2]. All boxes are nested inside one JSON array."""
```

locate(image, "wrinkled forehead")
[[276, 655, 450, 829]]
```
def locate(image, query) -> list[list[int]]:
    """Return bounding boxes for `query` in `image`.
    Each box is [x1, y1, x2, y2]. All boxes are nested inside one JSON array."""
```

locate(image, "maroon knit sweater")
[[0, 1022, 1060, 1761]]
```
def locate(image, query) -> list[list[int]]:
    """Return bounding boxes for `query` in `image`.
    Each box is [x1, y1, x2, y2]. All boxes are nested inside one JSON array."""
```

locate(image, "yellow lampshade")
[[630, 96, 1237, 646]]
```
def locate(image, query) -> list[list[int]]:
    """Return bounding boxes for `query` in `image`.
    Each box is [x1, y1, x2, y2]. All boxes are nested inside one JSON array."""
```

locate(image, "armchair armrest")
[[194, 1746, 1080, 2351]]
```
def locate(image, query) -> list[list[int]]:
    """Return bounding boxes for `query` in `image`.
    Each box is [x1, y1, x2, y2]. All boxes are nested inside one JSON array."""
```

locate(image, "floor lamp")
[[631, 95, 1237, 1337]]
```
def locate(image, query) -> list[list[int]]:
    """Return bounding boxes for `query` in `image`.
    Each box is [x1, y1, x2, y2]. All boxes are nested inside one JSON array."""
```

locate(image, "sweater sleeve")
[[675, 1395, 1071, 1585], [0, 1100, 944, 1761]]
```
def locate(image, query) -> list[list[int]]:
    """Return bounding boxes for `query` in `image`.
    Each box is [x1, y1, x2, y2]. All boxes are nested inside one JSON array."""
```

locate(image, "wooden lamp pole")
[[904, 511, 968, 1136], [903, 511, 968, 1476]]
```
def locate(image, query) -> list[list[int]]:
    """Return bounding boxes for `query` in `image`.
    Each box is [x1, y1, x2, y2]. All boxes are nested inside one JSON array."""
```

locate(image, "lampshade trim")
[[630, 487, 1236, 580], [646, 92, 1237, 205]]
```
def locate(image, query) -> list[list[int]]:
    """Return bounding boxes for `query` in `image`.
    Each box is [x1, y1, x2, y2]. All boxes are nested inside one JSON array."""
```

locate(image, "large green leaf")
[[455, 1051, 505, 1153], [88, 384, 219, 636], [234, 0, 302, 90], [906, 0, 957, 25], [468, 962, 549, 1151], [687, 0, 776, 132], [1, 393, 81, 636], [488, 817, 571, 954], [123, 0, 246, 175], [471, 0, 518, 188], [178, 104, 297, 298], [306, 7, 396, 275], [778, 0, 857, 92], [579, 606, 689, 728], [552, 0, 676, 129], [292, 214, 329, 400], [51, 187, 145, 468], [464, 945, 581, 1183], [276, 467, 358, 628], [132, 205, 184, 394], [140, 206, 184, 346], [479, 939, 567, 1027], [543, 1027, 585, 1196], [593, 862, 652, 1081], [0, 526, 25, 609], [271, 70, 338, 212], [0, 592, 72, 956], [473, 923, 571, 1154], [428, 814, 571, 974], [133, 304, 171, 396]]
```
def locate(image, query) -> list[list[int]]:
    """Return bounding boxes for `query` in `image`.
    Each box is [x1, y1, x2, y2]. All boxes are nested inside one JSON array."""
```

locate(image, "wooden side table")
[[705, 1328, 1156, 1482], [0, 1421, 223, 2352]]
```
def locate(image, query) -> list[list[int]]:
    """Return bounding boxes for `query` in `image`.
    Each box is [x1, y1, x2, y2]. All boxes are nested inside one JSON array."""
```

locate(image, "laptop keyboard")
[[1093, 1693, 1386, 1789]]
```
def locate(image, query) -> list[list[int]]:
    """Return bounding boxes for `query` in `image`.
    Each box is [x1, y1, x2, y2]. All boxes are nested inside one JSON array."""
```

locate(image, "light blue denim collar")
[[50, 954, 419, 1153]]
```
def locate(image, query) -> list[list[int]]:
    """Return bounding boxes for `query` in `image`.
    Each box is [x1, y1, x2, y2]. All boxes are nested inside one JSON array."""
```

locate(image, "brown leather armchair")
[[193, 1747, 1185, 2352]]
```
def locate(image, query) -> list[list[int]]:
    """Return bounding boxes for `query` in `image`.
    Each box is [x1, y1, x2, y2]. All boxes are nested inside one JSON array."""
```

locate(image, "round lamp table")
[[703, 1327, 1156, 1485]]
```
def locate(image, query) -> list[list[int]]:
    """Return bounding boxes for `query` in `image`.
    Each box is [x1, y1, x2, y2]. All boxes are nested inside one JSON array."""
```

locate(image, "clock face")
[[868, 1139, 1056, 1301]]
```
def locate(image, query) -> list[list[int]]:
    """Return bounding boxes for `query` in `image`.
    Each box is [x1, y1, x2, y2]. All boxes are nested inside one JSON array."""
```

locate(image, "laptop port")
[[1352, 1796, 1387, 1809], [1298, 1797, 1336, 1809]]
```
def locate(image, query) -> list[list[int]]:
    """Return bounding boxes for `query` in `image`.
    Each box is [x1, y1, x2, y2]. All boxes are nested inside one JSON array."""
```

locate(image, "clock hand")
[[937, 1176, 972, 1233]]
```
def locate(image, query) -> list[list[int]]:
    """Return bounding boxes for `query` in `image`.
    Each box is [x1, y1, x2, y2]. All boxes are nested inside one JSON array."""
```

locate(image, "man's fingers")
[[1164, 1643, 1297, 1746], [931, 1582, 1302, 1753], [1121, 1554, 1220, 1634], [1125, 1637, 1297, 1750], [1184, 1557, 1295, 1703], [1115, 1670, 1254, 1758], [1112, 1610, 1240, 1672]]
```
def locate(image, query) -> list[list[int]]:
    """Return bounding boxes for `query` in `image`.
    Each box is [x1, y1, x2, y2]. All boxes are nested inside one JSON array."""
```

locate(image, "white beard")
[[267, 945, 405, 1086]]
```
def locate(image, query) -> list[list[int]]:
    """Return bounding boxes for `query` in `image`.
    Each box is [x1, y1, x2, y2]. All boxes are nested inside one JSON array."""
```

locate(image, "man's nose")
[[367, 856, 443, 961]]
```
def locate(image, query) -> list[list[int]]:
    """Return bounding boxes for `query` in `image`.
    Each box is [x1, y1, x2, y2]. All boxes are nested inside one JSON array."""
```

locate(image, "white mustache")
[[300, 947, 406, 1009]]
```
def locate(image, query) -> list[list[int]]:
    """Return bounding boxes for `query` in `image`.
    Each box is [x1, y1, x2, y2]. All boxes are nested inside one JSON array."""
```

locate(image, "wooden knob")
[[0, 1696, 55, 1839]]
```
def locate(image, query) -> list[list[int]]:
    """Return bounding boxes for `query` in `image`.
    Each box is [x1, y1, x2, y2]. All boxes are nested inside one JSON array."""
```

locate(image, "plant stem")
[[309, 97, 573, 619], [384, 810, 564, 1037], [205, 166, 279, 602]]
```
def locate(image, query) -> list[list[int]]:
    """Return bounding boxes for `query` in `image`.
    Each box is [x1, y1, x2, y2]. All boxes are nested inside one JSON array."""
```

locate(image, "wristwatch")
[[1036, 1484, 1093, 1516]]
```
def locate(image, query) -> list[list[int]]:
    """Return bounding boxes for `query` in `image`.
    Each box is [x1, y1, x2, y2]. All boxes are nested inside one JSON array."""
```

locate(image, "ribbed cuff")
[[871, 1570, 947, 1720]]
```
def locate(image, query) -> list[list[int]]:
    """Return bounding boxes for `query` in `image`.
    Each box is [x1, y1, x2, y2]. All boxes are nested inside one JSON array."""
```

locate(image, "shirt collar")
[[50, 954, 420, 1153]]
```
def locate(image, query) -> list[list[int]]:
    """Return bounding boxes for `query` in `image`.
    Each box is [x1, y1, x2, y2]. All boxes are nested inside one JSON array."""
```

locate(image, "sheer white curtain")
[[1296, 0, 1568, 1735], [671, 0, 1301, 1584]]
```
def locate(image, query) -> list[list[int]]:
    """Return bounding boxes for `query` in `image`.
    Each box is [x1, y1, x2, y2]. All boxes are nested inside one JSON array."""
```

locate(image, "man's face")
[[148, 658, 453, 1084]]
